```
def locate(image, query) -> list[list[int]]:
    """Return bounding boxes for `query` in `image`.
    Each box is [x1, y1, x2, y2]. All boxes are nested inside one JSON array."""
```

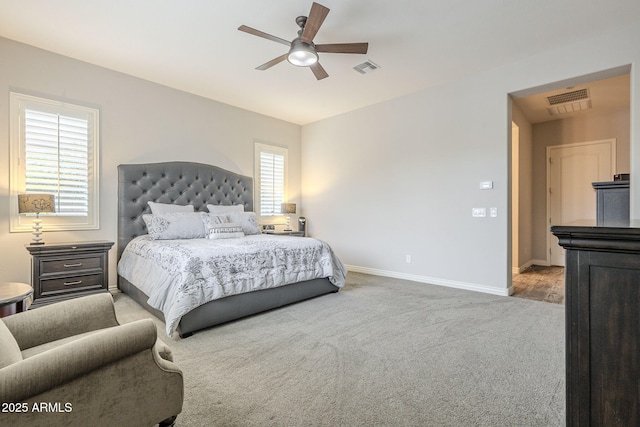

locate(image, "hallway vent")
[[546, 88, 589, 105], [546, 88, 592, 116]]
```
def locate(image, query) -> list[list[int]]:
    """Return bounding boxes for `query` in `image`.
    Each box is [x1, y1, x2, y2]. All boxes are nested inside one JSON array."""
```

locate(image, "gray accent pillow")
[[142, 212, 206, 240], [226, 211, 261, 235], [148, 201, 194, 214]]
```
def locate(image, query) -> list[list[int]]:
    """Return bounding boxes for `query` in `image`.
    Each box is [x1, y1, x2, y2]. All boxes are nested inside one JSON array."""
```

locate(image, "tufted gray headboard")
[[117, 162, 253, 259]]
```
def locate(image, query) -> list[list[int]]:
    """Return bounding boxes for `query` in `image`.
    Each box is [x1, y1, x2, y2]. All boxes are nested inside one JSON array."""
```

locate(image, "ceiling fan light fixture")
[[287, 39, 318, 67]]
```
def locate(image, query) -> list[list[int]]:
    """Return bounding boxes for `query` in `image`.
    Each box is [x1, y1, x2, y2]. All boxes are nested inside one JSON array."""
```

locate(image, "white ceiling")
[[1, 0, 639, 125]]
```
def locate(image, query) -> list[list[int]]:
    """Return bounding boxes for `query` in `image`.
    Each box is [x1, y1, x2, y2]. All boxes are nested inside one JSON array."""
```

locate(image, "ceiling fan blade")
[[301, 2, 330, 44], [238, 25, 291, 47], [256, 54, 288, 70], [310, 62, 329, 80], [316, 42, 369, 54]]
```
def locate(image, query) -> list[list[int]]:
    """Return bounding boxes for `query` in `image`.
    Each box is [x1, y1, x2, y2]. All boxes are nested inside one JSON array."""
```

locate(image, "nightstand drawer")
[[40, 273, 103, 294], [40, 256, 102, 274]]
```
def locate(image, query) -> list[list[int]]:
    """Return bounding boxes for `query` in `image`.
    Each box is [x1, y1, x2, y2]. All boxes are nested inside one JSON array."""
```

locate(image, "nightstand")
[[267, 231, 305, 237], [26, 240, 114, 308]]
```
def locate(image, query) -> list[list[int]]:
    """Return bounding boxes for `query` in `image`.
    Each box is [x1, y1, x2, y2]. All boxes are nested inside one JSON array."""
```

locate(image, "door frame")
[[545, 138, 617, 266]]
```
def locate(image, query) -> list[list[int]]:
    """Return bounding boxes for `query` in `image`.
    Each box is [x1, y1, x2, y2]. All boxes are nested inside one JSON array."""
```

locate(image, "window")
[[254, 142, 288, 219], [10, 92, 100, 231]]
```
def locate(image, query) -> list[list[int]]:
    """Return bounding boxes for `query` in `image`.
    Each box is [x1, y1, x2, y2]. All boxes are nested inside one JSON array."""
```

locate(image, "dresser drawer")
[[40, 273, 103, 294], [40, 256, 102, 274]]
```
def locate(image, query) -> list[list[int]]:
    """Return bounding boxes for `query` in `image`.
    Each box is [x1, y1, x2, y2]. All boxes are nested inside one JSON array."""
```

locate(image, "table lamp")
[[281, 203, 296, 231], [18, 193, 55, 245]]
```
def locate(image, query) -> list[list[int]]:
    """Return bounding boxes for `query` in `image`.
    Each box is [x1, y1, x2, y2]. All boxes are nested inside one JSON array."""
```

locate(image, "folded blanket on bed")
[[118, 234, 346, 336]]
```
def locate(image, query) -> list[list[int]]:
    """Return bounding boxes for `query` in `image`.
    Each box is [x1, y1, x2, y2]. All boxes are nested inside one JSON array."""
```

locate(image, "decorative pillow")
[[148, 201, 194, 214], [200, 212, 231, 230], [226, 211, 261, 235], [206, 222, 245, 240], [206, 204, 244, 214], [142, 212, 206, 240]]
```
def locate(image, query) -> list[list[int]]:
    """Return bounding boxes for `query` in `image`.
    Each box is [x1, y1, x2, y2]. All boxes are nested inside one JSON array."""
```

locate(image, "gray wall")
[[301, 21, 640, 295], [0, 37, 302, 285]]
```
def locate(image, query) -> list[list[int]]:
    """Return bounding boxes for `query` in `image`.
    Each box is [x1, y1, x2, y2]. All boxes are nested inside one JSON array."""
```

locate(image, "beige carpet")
[[113, 272, 565, 426]]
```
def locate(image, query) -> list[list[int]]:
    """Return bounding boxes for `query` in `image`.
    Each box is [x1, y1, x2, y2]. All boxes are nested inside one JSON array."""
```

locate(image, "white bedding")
[[117, 234, 346, 336]]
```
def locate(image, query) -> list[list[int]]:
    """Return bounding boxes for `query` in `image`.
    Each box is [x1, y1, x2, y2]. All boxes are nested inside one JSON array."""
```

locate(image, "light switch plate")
[[472, 208, 487, 217], [490, 207, 498, 217]]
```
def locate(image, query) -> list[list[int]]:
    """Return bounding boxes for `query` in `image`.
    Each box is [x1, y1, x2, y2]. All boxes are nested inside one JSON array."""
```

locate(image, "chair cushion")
[[0, 319, 22, 368]]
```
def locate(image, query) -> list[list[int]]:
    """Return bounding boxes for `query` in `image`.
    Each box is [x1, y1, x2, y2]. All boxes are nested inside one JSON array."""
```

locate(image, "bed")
[[117, 161, 345, 338]]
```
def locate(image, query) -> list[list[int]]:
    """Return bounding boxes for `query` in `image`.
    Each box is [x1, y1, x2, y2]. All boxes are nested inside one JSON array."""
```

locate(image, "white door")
[[547, 139, 616, 266]]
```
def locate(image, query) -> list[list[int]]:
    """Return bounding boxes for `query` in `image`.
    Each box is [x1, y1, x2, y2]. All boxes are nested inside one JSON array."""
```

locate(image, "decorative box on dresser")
[[26, 240, 114, 308], [551, 224, 639, 426]]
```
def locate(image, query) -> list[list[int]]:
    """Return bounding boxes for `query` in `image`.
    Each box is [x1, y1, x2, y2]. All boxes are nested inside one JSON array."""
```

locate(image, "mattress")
[[118, 234, 346, 335]]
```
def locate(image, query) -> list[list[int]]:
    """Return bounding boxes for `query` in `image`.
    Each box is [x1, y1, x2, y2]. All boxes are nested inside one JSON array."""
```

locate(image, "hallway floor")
[[512, 265, 564, 305]]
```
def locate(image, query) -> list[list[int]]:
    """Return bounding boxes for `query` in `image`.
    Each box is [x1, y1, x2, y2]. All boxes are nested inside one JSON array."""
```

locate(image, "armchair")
[[0, 293, 183, 427]]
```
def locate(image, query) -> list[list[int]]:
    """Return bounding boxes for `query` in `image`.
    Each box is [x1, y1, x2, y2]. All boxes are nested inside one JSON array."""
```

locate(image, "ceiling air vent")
[[546, 88, 592, 116], [353, 60, 380, 75]]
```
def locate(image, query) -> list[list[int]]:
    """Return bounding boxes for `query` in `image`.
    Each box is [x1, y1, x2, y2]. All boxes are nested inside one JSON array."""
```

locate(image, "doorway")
[[509, 68, 630, 302]]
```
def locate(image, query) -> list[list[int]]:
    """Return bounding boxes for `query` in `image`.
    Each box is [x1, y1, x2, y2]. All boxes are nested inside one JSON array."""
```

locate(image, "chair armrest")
[[3, 293, 119, 350], [0, 319, 157, 403]]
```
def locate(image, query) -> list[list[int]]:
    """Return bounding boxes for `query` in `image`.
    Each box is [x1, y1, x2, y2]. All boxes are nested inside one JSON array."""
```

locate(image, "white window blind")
[[259, 151, 285, 216], [25, 109, 89, 216], [255, 142, 288, 218], [10, 92, 100, 232]]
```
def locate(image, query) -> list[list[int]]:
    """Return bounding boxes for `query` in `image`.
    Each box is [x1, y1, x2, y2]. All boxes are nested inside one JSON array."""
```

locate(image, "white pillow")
[[142, 212, 206, 240], [206, 204, 244, 214], [226, 211, 261, 235], [206, 222, 245, 240], [148, 201, 194, 214]]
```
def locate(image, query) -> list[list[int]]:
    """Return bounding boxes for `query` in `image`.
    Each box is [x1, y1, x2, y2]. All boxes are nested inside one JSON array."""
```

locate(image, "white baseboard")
[[531, 259, 550, 267], [512, 259, 550, 274], [344, 264, 512, 297]]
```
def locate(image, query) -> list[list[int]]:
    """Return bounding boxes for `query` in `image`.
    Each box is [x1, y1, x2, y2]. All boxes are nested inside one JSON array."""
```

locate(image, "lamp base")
[[284, 215, 292, 232], [31, 215, 45, 245]]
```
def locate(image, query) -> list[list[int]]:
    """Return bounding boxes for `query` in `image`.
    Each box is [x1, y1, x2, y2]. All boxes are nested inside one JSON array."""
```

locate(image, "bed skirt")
[[118, 276, 339, 338]]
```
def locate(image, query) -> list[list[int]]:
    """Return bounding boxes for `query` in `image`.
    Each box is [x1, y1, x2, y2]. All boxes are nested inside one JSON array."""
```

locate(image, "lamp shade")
[[287, 40, 318, 67], [18, 194, 55, 214], [281, 203, 296, 214]]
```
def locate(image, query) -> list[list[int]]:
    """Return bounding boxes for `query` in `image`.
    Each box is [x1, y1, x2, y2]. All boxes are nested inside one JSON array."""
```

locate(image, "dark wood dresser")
[[593, 180, 630, 226], [551, 224, 639, 426], [26, 240, 114, 308]]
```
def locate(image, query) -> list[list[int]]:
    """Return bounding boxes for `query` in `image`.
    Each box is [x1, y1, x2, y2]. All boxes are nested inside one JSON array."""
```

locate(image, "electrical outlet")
[[480, 181, 493, 190], [490, 207, 498, 217]]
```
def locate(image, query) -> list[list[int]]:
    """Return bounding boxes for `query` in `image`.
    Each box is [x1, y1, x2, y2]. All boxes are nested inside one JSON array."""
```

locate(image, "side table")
[[0, 282, 33, 317]]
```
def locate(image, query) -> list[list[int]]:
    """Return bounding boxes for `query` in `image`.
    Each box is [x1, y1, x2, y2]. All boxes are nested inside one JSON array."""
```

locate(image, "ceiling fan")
[[238, 2, 368, 80]]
